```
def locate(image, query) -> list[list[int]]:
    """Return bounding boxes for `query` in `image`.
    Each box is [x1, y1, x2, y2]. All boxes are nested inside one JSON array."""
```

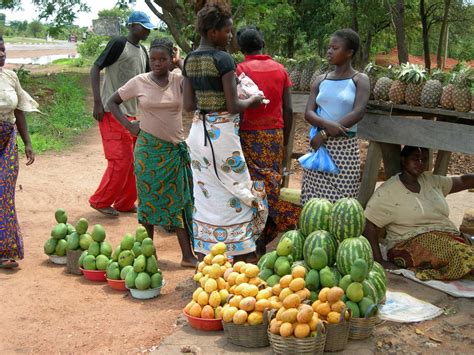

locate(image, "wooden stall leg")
[[358, 141, 383, 207], [380, 143, 401, 180], [433, 150, 452, 176]]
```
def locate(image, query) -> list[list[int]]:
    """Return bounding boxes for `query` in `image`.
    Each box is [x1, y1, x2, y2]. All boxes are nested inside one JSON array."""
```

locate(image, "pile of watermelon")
[[259, 197, 388, 318]]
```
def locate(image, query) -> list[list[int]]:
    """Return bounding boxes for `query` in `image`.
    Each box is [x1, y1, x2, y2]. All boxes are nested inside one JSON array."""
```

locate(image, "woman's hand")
[[248, 94, 265, 108], [323, 120, 349, 137], [93, 101, 105, 121], [25, 143, 35, 165], [127, 121, 140, 136], [310, 132, 326, 151]]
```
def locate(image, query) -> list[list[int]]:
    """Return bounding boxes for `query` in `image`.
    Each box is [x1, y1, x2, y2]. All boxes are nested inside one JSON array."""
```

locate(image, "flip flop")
[[0, 258, 19, 269], [90, 205, 119, 217]]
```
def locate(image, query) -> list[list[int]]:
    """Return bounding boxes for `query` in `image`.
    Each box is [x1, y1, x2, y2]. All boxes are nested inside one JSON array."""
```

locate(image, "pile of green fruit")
[[257, 237, 295, 287], [110, 227, 163, 290], [43, 208, 77, 258], [78, 224, 112, 271]]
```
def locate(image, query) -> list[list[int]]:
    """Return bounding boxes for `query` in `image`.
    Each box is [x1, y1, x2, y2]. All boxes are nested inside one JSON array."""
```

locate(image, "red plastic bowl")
[[80, 268, 106, 282], [183, 310, 223, 331], [107, 278, 126, 291]]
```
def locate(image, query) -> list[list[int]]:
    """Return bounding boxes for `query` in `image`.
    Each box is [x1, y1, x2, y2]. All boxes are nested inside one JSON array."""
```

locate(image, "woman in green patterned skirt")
[[107, 39, 197, 267]]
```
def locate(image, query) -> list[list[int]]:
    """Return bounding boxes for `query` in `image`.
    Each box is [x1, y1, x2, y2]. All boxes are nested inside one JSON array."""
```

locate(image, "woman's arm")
[[364, 219, 397, 270], [222, 71, 262, 114], [450, 174, 474, 194], [107, 92, 140, 135], [338, 73, 371, 128], [183, 77, 197, 112], [14, 109, 34, 165]]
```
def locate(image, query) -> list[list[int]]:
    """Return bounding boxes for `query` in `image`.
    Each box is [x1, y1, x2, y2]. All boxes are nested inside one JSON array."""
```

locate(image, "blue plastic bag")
[[298, 127, 340, 174]]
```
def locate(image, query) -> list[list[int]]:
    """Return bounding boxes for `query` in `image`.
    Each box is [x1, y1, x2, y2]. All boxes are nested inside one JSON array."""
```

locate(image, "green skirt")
[[134, 131, 193, 233]]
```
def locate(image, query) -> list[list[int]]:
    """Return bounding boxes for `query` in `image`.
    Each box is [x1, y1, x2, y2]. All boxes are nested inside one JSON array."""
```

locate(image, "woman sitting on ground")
[[364, 145, 474, 280]]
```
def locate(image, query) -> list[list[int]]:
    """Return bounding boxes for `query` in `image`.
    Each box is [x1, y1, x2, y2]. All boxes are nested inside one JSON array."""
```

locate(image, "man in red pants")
[[89, 11, 155, 217]]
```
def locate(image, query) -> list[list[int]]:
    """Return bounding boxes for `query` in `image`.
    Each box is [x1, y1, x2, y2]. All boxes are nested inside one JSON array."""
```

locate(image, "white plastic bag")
[[237, 73, 269, 104]]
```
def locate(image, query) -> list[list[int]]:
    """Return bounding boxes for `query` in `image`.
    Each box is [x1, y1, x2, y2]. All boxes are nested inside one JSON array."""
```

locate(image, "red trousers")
[[89, 112, 137, 211]]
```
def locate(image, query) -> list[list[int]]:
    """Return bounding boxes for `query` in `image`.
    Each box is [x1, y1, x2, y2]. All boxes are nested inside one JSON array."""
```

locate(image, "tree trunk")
[[419, 0, 431, 70], [390, 0, 409, 64], [351, 0, 359, 33], [436, 0, 451, 69]]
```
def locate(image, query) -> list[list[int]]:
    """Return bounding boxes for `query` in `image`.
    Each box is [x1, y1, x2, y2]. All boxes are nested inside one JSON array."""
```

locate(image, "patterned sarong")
[[388, 230, 474, 281], [301, 136, 360, 204], [0, 121, 24, 259], [134, 131, 193, 235], [186, 112, 268, 256], [240, 129, 301, 245]]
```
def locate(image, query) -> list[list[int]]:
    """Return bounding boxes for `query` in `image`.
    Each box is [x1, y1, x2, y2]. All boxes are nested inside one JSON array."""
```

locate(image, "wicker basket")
[[267, 326, 326, 355], [66, 249, 83, 275], [223, 321, 269, 348], [324, 310, 350, 352], [349, 304, 379, 340]]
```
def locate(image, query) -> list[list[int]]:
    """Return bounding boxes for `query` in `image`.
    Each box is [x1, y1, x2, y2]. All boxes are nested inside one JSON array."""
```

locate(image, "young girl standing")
[[183, 4, 267, 262], [301, 29, 370, 204]]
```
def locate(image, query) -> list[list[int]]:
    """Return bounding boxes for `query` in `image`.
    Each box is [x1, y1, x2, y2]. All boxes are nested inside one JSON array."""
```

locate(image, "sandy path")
[[0, 127, 194, 353]]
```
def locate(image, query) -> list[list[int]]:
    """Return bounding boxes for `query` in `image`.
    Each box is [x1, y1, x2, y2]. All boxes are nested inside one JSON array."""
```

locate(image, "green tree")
[[28, 20, 43, 38]]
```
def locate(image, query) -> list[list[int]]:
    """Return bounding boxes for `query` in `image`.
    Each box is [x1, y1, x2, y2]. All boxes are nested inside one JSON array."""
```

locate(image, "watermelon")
[[336, 236, 374, 275], [299, 198, 333, 237], [367, 270, 387, 303], [329, 198, 365, 241], [303, 230, 338, 268], [281, 230, 305, 261], [371, 261, 388, 284]]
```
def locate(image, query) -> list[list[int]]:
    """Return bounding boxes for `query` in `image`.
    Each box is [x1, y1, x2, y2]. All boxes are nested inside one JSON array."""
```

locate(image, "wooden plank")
[[433, 150, 452, 175], [358, 141, 383, 207], [357, 113, 474, 154], [367, 101, 474, 120], [380, 143, 401, 179]]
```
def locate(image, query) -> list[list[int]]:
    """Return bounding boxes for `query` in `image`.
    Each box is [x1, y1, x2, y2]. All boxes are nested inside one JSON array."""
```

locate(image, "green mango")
[[135, 226, 149, 243], [351, 258, 369, 282], [120, 265, 133, 280], [276, 237, 293, 256], [121, 233, 135, 250], [118, 250, 134, 268], [54, 208, 67, 224], [259, 268, 274, 281], [51, 223, 68, 240], [262, 251, 278, 269], [44, 238, 57, 255], [66, 232, 80, 250], [132, 241, 142, 257], [345, 300, 360, 318], [75, 217, 89, 235], [308, 247, 328, 271], [347, 282, 364, 303], [55, 239, 67, 256], [310, 291, 318, 302], [88, 241, 100, 257], [91, 224, 106, 242], [133, 254, 146, 273], [96, 255, 109, 270], [151, 273, 163, 288], [266, 274, 281, 287], [135, 272, 152, 290], [305, 269, 320, 291], [125, 270, 138, 288], [274, 256, 291, 276], [339, 274, 353, 292], [141, 238, 155, 257], [79, 233, 93, 250], [358, 297, 376, 317], [83, 255, 96, 270], [112, 245, 122, 262], [319, 266, 336, 287], [146, 255, 159, 274], [100, 241, 113, 258], [78, 251, 88, 267], [106, 262, 121, 280]]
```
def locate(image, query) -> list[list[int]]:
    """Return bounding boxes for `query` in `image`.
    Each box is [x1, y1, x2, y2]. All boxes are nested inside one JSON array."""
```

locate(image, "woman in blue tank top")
[[301, 29, 370, 204]]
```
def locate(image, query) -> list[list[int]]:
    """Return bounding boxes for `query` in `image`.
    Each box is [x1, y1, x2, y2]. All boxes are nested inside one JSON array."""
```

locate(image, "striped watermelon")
[[299, 198, 333, 237], [336, 236, 374, 275], [281, 230, 305, 261], [367, 270, 387, 303], [303, 230, 338, 268], [329, 198, 365, 241], [371, 261, 388, 284]]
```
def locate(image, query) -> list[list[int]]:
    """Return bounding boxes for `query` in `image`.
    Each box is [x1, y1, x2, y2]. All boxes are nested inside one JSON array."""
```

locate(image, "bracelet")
[[319, 129, 328, 140]]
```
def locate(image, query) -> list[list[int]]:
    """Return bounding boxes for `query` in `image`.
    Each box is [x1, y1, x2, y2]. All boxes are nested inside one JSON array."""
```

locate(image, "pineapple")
[[440, 84, 454, 109], [374, 77, 393, 101], [420, 69, 444, 108], [452, 65, 473, 112], [402, 63, 427, 106], [300, 59, 317, 92], [389, 64, 409, 104], [289, 62, 303, 91], [364, 62, 379, 99]]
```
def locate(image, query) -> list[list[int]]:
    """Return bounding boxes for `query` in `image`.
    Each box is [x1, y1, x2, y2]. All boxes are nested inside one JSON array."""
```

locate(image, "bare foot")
[[181, 257, 198, 268]]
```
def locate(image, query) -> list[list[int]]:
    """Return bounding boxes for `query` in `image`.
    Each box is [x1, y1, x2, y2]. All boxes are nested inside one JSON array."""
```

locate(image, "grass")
[[3, 36, 56, 44], [17, 73, 94, 153]]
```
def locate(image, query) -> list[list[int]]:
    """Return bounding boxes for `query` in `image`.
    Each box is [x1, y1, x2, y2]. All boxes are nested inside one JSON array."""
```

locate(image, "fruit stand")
[[287, 93, 474, 206]]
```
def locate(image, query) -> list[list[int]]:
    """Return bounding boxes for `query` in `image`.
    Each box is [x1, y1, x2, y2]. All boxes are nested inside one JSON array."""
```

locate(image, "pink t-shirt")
[[118, 71, 184, 144]]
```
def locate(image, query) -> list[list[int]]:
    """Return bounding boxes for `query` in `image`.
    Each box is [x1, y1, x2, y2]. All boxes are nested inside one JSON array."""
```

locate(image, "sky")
[[1, 0, 160, 27]]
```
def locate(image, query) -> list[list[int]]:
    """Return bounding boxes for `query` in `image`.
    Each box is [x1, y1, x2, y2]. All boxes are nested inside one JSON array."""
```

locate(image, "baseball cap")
[[127, 11, 156, 30]]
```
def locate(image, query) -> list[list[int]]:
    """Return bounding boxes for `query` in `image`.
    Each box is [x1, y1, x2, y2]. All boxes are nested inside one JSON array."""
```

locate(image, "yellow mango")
[[209, 290, 221, 308]]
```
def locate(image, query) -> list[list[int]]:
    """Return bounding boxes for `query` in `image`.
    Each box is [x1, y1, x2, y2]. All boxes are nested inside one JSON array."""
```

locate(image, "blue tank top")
[[315, 73, 358, 132]]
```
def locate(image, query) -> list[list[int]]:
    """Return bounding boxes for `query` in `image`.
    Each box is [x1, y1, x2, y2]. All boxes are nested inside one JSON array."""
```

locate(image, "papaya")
[[106, 262, 120, 280], [345, 300, 360, 318], [262, 251, 278, 269], [135, 272, 151, 290], [135, 226, 149, 242], [358, 297, 376, 317], [125, 270, 138, 288], [120, 233, 135, 250], [66, 232, 80, 250], [75, 218, 88, 235], [100, 241, 113, 258], [54, 208, 67, 224], [141, 238, 156, 257], [51, 223, 68, 240], [96, 255, 109, 270], [83, 255, 96, 270], [151, 273, 163, 288], [274, 256, 291, 276], [319, 266, 336, 287], [78, 250, 88, 267], [346, 282, 364, 303], [350, 258, 368, 282], [55, 239, 67, 256], [339, 274, 352, 292], [305, 269, 320, 291], [146, 255, 159, 274], [133, 255, 146, 273], [88, 241, 100, 257], [276, 238, 293, 256], [308, 247, 328, 271], [266, 274, 281, 287], [79, 233, 93, 250], [120, 265, 133, 280], [91, 224, 106, 243], [259, 268, 273, 281]]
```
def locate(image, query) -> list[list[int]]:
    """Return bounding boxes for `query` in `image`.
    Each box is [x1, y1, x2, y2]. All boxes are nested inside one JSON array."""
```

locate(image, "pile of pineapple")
[[367, 62, 473, 112]]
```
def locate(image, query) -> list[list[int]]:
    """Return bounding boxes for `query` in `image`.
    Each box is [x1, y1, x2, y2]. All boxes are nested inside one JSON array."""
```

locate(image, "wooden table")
[[286, 94, 474, 206]]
